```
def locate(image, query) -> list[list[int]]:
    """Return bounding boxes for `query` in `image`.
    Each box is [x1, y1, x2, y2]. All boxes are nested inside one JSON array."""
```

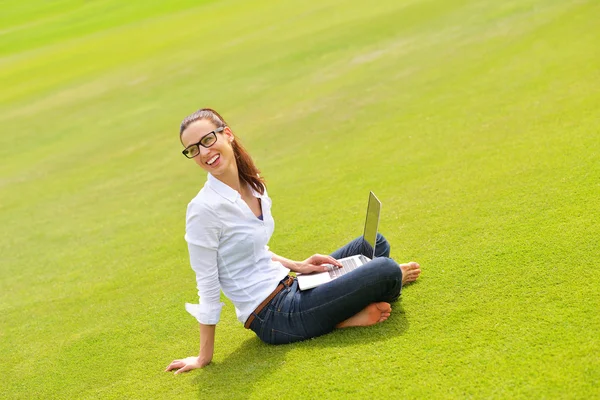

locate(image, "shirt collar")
[[206, 173, 240, 203], [206, 173, 263, 202], [248, 184, 264, 199]]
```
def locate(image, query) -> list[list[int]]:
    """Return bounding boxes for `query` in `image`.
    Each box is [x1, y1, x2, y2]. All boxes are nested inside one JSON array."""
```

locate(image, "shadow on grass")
[[299, 303, 410, 350], [193, 337, 291, 399], [193, 304, 409, 399]]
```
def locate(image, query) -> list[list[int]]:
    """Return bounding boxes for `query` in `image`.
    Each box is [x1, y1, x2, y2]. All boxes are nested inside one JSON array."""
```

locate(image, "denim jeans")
[[249, 233, 402, 344]]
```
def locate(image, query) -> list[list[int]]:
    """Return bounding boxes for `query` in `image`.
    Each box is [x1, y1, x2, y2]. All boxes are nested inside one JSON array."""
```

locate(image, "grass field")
[[1, 0, 599, 398]]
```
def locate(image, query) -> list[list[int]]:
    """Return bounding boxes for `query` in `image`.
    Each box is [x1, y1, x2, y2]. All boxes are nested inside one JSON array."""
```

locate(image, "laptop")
[[297, 191, 381, 291]]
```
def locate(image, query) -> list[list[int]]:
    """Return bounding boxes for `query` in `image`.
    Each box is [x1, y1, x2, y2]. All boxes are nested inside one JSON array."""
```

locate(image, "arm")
[[271, 252, 343, 274], [166, 202, 222, 375], [199, 323, 216, 364], [165, 323, 215, 374]]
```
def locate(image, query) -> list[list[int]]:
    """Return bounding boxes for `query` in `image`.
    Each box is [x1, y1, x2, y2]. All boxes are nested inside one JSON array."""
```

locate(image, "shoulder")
[[185, 193, 222, 247], [186, 185, 222, 227], [187, 187, 214, 213], [259, 182, 272, 201]]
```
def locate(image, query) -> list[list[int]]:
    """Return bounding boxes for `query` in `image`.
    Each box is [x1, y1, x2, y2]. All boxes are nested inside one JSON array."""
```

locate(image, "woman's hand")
[[165, 356, 211, 374], [295, 254, 343, 274]]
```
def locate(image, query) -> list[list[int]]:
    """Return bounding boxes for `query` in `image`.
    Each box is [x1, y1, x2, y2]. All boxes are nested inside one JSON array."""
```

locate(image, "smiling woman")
[[166, 108, 421, 374], [179, 108, 266, 196]]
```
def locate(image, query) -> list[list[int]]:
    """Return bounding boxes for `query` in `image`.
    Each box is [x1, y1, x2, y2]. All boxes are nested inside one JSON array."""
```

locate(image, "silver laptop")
[[297, 192, 381, 291]]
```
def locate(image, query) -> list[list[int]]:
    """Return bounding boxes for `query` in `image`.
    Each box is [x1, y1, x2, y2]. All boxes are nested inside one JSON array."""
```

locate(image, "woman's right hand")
[[294, 254, 343, 274], [165, 356, 211, 374]]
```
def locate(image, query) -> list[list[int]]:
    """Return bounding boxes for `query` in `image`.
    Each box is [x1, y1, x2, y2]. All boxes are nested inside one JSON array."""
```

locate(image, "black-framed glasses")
[[182, 126, 225, 159]]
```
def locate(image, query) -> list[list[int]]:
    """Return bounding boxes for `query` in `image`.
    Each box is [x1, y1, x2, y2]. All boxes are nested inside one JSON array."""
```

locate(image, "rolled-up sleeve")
[[184, 201, 224, 325]]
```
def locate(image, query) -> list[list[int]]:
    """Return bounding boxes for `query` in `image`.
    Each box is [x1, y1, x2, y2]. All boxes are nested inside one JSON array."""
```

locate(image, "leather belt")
[[244, 275, 294, 329]]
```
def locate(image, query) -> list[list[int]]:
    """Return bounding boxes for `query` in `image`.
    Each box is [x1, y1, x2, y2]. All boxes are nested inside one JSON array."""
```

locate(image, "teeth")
[[207, 154, 219, 165]]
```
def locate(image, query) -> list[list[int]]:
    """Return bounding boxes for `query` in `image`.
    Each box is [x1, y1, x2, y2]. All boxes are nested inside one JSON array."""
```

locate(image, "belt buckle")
[[284, 275, 294, 287]]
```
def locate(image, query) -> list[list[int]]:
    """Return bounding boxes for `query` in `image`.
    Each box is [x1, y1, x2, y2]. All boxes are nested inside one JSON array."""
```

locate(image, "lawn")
[[1, 0, 599, 398]]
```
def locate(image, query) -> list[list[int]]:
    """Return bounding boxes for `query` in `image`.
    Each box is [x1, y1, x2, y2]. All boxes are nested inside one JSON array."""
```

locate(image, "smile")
[[206, 154, 220, 165]]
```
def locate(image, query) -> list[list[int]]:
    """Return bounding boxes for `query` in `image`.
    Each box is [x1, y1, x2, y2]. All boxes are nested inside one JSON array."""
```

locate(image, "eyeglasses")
[[182, 126, 225, 159]]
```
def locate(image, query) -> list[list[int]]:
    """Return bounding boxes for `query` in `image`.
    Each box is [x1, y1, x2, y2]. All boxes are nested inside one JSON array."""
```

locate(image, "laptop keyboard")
[[328, 257, 361, 279]]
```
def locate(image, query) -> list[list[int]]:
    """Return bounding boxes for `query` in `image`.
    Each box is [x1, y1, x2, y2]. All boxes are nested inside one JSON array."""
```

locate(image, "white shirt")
[[184, 173, 289, 325]]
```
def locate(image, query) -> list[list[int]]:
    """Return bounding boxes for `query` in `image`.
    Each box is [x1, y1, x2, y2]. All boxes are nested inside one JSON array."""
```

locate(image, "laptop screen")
[[362, 192, 381, 259]]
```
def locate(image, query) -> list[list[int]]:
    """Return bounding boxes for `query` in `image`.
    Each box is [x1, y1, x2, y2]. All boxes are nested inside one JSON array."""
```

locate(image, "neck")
[[212, 162, 245, 195]]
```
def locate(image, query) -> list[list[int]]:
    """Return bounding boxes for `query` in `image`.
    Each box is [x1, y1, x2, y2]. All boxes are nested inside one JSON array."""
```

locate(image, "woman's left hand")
[[294, 254, 343, 274]]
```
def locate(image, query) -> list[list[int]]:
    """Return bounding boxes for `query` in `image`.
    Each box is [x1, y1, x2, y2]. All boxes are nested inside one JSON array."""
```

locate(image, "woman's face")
[[180, 119, 236, 176]]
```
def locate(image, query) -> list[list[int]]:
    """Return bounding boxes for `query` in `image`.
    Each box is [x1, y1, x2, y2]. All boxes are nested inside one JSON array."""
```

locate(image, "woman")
[[165, 108, 421, 375]]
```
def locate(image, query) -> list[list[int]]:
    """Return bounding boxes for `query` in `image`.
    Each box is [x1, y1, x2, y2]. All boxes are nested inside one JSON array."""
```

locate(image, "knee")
[[375, 233, 391, 258], [369, 257, 402, 301], [371, 257, 401, 280]]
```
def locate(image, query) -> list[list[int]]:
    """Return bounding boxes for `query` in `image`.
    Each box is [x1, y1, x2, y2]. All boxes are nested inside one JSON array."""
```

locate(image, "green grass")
[[1, 0, 599, 398]]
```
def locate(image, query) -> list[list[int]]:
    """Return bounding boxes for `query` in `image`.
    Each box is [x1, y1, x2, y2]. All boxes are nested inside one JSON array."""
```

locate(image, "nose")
[[198, 144, 211, 159]]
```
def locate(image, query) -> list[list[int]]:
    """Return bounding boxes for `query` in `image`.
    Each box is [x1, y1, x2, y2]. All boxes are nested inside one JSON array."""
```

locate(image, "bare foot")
[[400, 261, 421, 285], [335, 302, 392, 329]]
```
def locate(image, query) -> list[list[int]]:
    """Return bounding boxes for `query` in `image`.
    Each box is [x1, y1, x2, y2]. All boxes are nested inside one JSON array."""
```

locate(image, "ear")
[[223, 126, 235, 143]]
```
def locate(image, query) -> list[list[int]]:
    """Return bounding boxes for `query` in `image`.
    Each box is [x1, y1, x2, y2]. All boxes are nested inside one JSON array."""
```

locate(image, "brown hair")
[[179, 108, 266, 195]]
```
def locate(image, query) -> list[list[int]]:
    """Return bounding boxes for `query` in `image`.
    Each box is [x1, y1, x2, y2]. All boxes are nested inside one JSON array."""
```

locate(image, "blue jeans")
[[249, 233, 402, 344]]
